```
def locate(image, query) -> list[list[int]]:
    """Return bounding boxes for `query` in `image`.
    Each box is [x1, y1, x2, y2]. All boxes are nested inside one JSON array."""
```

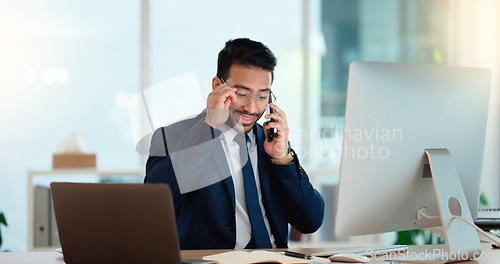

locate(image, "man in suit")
[[145, 38, 324, 250]]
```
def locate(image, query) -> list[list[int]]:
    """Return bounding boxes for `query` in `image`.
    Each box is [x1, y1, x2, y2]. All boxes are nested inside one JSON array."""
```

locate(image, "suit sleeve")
[[271, 154, 325, 234], [144, 127, 184, 210]]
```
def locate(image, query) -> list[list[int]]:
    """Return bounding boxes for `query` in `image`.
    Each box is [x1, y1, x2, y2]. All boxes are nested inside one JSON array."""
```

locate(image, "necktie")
[[235, 133, 272, 248]]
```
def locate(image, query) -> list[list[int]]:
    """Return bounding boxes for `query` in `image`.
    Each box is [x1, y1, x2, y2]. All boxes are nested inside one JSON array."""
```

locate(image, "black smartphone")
[[266, 93, 275, 142]]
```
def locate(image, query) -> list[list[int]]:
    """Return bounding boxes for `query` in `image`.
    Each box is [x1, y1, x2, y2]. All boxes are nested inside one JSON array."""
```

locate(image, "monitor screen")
[[335, 61, 491, 238]]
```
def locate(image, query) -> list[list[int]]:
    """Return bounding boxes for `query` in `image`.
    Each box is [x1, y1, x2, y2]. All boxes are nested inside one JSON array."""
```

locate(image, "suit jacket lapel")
[[211, 138, 236, 211], [254, 125, 287, 247], [197, 110, 236, 210]]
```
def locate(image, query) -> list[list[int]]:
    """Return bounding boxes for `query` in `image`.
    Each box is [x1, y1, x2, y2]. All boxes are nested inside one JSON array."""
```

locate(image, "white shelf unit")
[[27, 169, 145, 252]]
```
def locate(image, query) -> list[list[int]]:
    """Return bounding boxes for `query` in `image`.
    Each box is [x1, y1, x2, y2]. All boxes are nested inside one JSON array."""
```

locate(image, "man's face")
[[224, 64, 272, 133]]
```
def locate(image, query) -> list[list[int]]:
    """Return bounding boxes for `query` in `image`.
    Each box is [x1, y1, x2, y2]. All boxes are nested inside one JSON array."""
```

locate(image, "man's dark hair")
[[217, 38, 277, 83]]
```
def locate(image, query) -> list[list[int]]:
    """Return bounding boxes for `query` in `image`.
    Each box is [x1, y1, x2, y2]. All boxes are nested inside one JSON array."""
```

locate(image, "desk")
[[0, 244, 498, 263]]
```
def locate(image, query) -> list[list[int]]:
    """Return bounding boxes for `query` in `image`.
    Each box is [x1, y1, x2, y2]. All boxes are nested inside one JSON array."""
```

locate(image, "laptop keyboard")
[[478, 208, 500, 219]]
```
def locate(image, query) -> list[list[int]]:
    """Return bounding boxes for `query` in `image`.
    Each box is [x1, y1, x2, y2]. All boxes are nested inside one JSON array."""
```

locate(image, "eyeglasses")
[[220, 77, 276, 108]]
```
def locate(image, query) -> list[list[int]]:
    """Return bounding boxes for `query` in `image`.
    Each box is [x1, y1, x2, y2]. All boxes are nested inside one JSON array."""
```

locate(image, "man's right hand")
[[204, 82, 237, 129]]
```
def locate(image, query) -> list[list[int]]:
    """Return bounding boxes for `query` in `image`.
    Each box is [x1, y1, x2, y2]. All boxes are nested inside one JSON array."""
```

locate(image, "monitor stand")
[[392, 149, 482, 263]]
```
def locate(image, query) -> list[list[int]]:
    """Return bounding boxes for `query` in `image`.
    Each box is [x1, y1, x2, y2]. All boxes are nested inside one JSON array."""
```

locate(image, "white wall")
[[454, 0, 500, 207]]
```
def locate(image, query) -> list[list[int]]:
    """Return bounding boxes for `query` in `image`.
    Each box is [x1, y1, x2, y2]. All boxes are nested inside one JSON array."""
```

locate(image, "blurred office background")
[[0, 0, 498, 251]]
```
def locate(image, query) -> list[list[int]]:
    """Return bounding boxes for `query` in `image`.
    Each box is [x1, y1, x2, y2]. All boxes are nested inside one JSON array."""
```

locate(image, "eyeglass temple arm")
[[269, 90, 276, 103]]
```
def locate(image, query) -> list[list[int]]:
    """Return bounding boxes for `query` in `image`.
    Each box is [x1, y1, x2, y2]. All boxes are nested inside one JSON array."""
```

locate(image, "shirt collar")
[[246, 128, 255, 144], [219, 124, 255, 145]]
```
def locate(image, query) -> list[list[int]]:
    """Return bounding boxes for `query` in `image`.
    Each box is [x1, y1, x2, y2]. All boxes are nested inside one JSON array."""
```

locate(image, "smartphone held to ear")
[[265, 98, 275, 142]]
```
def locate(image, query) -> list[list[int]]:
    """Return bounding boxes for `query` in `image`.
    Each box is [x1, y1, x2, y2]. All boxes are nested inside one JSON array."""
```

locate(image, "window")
[[0, 0, 140, 251]]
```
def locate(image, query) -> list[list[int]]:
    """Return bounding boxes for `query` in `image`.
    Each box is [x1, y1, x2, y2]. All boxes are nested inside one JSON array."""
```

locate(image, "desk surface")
[[1, 244, 498, 263]]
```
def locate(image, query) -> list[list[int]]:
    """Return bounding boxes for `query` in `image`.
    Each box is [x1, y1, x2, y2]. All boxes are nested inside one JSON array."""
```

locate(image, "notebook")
[[50, 182, 214, 264], [202, 250, 330, 264]]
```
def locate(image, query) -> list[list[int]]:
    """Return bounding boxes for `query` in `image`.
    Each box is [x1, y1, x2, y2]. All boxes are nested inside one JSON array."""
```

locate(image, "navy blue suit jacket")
[[144, 111, 324, 249]]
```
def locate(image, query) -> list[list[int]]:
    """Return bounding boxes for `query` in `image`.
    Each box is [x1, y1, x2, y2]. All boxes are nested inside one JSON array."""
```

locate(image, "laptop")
[[50, 182, 214, 264]]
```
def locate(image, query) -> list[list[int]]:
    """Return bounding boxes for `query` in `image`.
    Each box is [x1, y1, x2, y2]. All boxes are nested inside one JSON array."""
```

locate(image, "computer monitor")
[[334, 61, 491, 262]]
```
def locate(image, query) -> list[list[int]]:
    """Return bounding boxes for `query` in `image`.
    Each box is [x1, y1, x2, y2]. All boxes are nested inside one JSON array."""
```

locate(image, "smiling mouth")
[[235, 111, 259, 125], [239, 115, 254, 125]]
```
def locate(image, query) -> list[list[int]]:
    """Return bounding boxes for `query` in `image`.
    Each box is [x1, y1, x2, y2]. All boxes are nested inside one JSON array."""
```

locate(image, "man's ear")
[[212, 76, 222, 91]]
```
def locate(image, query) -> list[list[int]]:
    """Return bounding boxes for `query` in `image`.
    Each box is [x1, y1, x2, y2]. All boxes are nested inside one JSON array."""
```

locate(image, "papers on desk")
[[202, 250, 330, 264]]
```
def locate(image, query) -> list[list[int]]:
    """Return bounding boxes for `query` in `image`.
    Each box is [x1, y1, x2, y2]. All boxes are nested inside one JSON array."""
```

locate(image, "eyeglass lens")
[[235, 91, 273, 107]]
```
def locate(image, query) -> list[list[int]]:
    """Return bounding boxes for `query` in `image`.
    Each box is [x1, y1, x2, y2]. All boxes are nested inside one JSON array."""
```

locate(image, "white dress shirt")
[[218, 125, 276, 249]]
